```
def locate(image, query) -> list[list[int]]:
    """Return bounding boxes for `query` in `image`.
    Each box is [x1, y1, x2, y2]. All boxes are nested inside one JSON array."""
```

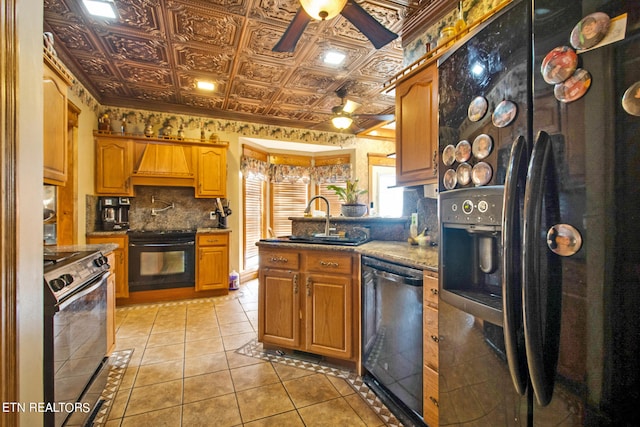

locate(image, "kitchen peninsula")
[[256, 214, 439, 426]]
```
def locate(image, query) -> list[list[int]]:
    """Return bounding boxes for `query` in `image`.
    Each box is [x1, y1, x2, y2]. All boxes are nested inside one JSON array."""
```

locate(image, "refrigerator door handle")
[[502, 135, 529, 396], [522, 131, 563, 407]]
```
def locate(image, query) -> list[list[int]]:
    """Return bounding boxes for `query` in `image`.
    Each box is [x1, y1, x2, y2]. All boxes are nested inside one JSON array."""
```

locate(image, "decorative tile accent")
[[236, 339, 403, 427], [93, 349, 134, 426]]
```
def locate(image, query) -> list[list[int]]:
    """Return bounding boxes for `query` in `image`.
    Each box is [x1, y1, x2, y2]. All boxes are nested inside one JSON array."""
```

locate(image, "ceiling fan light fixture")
[[331, 114, 353, 130], [300, 0, 347, 20], [82, 0, 117, 18]]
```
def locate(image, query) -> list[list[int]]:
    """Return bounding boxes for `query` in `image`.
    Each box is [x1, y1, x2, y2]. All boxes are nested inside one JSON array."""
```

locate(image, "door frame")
[[1, 0, 20, 424]]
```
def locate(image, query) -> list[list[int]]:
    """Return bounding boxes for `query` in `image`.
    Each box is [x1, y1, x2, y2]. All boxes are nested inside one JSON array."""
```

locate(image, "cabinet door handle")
[[430, 335, 439, 343], [293, 274, 298, 294], [319, 260, 339, 268], [431, 288, 439, 295], [270, 256, 288, 263], [429, 396, 439, 407], [306, 277, 312, 296]]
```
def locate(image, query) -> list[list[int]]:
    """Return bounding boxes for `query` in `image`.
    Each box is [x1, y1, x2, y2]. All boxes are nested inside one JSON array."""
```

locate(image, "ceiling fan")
[[273, 0, 398, 53], [327, 87, 395, 130]]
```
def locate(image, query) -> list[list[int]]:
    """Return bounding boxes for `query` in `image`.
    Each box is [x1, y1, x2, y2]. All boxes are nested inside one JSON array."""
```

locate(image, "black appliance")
[[128, 230, 196, 291], [437, 0, 640, 425], [361, 255, 424, 426], [99, 197, 130, 231], [43, 250, 111, 427]]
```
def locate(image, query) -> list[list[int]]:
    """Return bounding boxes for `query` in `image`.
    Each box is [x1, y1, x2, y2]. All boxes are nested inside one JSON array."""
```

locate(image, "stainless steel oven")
[[362, 255, 425, 426], [44, 250, 110, 427], [128, 230, 196, 291]]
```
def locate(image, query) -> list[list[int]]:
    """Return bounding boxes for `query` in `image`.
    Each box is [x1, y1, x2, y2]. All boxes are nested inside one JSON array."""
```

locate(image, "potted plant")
[[327, 179, 368, 217]]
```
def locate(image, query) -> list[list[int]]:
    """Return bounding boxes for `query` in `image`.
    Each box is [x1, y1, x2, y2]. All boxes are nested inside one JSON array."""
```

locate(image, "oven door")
[[128, 239, 195, 291], [44, 272, 109, 427]]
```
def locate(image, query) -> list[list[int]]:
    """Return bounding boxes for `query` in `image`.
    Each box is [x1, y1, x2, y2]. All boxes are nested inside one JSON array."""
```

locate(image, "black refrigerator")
[[437, 0, 640, 425]]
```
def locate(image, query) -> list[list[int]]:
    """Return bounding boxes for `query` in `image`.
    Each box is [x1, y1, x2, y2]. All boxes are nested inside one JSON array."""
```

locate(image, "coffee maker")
[[99, 197, 130, 231]]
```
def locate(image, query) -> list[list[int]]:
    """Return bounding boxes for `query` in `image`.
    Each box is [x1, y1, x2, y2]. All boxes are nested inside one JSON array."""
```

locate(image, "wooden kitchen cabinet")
[[423, 270, 439, 426], [43, 53, 73, 185], [195, 232, 229, 292], [395, 62, 439, 186], [95, 137, 134, 196], [103, 251, 117, 354], [196, 146, 227, 198], [258, 247, 359, 362], [86, 234, 129, 299]]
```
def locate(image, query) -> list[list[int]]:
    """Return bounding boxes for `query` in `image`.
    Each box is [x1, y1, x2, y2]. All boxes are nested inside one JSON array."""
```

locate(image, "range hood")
[[131, 142, 195, 187]]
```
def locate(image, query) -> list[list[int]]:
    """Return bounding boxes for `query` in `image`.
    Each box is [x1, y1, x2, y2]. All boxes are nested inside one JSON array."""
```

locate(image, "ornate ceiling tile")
[[113, 0, 163, 34], [225, 100, 269, 115], [47, 23, 97, 54], [180, 93, 225, 110], [244, 24, 306, 59], [250, 0, 300, 22], [235, 60, 288, 84], [129, 86, 177, 102], [229, 81, 278, 103], [93, 80, 128, 96], [101, 33, 170, 65], [176, 73, 228, 93], [273, 90, 324, 109], [174, 46, 233, 74], [43, 0, 82, 22], [168, 5, 243, 47], [356, 54, 403, 79], [116, 63, 174, 86], [74, 55, 117, 78], [177, 0, 249, 16], [285, 68, 336, 93]]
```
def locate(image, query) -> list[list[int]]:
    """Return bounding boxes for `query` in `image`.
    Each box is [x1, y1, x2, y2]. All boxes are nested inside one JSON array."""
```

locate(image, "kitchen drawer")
[[424, 306, 439, 371], [197, 233, 228, 246], [423, 365, 439, 426], [424, 271, 439, 309], [305, 252, 352, 275], [260, 249, 300, 270]]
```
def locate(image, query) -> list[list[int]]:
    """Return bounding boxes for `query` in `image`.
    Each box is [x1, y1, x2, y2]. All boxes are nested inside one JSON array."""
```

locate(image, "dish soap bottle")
[[229, 270, 239, 290]]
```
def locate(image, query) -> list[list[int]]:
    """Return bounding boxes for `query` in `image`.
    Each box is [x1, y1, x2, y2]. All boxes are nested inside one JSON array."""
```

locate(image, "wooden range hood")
[[130, 142, 195, 187]]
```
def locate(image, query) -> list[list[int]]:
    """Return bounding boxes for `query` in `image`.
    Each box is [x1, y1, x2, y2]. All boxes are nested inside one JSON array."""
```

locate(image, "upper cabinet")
[[395, 62, 439, 187], [95, 137, 134, 196], [43, 53, 73, 185], [196, 146, 227, 198], [94, 134, 227, 198]]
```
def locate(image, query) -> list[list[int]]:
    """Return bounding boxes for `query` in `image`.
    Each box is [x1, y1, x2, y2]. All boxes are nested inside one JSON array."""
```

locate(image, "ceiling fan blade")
[[343, 99, 361, 113], [273, 8, 312, 53], [340, 0, 398, 49], [353, 113, 395, 121]]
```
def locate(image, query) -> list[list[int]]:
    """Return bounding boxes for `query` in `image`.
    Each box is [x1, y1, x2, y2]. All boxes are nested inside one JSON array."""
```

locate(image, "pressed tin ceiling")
[[43, 0, 453, 132]]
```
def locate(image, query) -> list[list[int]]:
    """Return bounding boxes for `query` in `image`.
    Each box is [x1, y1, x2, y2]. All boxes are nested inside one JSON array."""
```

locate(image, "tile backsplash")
[[87, 186, 226, 232]]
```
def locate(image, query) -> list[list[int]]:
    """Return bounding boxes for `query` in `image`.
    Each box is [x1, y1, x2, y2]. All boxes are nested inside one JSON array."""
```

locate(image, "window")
[[270, 181, 310, 237], [368, 153, 402, 217], [316, 182, 345, 216], [243, 177, 265, 270]]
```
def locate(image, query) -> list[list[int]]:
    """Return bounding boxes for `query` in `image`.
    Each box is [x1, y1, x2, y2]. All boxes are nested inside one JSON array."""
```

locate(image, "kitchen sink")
[[260, 235, 369, 246]]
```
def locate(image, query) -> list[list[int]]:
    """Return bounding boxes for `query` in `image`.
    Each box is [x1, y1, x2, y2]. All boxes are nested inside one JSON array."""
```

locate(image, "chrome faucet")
[[304, 196, 331, 237]]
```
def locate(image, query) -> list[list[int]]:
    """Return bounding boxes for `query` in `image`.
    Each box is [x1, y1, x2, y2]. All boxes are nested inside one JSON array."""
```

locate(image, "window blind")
[[317, 182, 346, 217], [243, 177, 264, 269], [271, 182, 309, 237]]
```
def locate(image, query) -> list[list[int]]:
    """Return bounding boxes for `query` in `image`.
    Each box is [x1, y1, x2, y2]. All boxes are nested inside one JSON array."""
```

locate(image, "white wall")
[[17, 0, 45, 424]]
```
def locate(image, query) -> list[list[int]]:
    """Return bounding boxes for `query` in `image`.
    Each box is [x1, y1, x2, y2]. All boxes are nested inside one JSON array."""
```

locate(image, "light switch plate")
[[209, 211, 217, 220]]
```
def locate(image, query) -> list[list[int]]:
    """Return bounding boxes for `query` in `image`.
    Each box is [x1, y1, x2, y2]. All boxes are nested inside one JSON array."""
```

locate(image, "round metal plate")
[[492, 100, 518, 128], [570, 12, 610, 50], [443, 169, 457, 190], [541, 46, 578, 84], [554, 68, 592, 103], [472, 162, 492, 186], [456, 162, 472, 186], [442, 144, 456, 166], [455, 140, 471, 163], [472, 134, 493, 160], [468, 96, 488, 122]]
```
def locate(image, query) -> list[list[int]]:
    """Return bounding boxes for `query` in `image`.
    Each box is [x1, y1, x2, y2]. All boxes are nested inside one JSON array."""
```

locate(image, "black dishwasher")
[[362, 255, 425, 426]]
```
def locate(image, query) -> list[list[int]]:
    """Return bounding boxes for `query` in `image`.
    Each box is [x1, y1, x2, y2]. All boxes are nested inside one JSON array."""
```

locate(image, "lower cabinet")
[[196, 232, 229, 291], [104, 251, 117, 355], [87, 234, 129, 298], [423, 270, 439, 426], [258, 247, 359, 362]]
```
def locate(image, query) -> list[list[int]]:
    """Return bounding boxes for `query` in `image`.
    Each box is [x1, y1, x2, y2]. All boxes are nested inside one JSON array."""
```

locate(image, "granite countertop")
[[196, 228, 231, 233], [45, 243, 120, 253], [257, 239, 438, 272], [86, 230, 128, 236], [358, 241, 438, 272]]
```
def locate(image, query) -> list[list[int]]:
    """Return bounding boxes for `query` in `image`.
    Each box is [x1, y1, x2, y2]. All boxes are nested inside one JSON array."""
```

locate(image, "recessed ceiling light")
[[324, 51, 346, 65], [82, 0, 117, 18], [196, 81, 215, 91]]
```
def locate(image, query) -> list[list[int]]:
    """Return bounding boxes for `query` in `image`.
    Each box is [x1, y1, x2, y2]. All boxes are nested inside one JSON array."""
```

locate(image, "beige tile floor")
[[104, 279, 390, 426]]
